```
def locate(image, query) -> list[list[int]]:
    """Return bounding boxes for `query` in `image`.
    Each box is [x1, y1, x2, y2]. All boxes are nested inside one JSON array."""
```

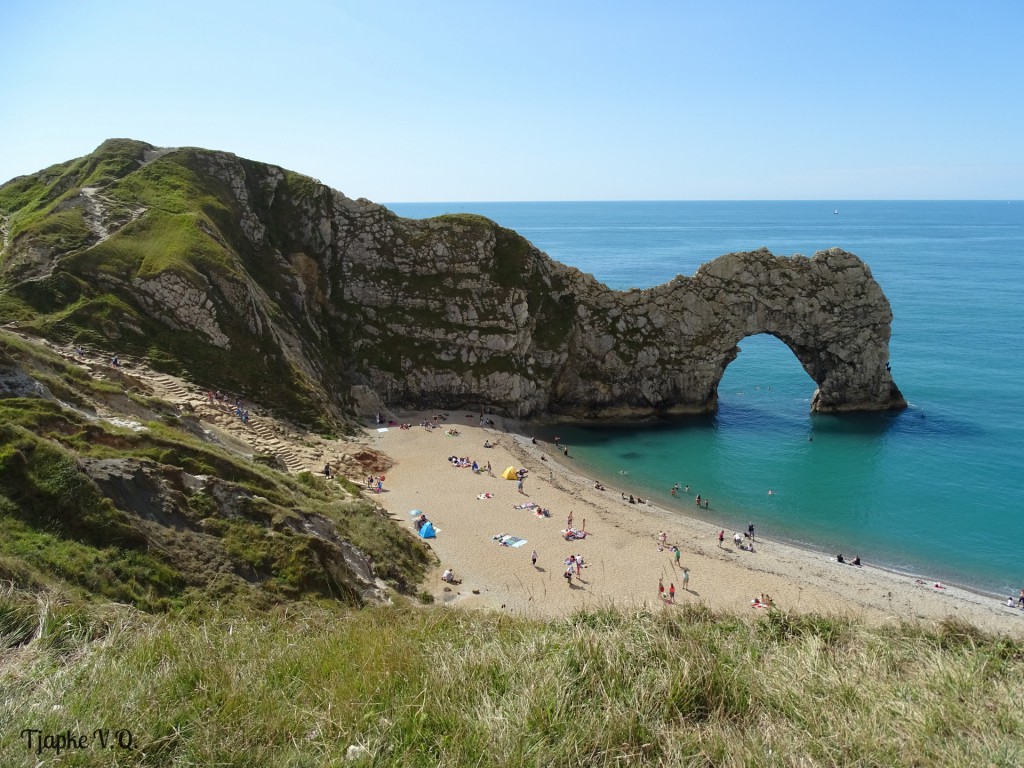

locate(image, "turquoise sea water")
[[388, 201, 1024, 598]]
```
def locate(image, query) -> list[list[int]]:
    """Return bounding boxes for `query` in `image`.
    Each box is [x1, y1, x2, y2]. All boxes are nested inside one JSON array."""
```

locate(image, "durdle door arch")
[[665, 248, 907, 415], [550, 248, 907, 418]]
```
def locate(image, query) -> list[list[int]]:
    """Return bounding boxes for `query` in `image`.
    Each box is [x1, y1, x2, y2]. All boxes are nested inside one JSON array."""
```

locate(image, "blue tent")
[[419, 521, 436, 539]]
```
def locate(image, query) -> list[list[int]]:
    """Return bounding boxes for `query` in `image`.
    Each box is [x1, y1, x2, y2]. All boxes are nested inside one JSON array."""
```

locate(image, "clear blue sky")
[[2, 1, 1022, 201]]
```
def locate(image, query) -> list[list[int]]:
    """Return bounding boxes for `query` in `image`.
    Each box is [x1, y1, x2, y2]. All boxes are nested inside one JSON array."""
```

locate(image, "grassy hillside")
[[2, 588, 1021, 767], [0, 140, 348, 429], [0, 329, 431, 613]]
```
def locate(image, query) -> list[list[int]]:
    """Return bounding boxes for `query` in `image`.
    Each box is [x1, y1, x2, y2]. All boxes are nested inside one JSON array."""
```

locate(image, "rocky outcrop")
[[322, 212, 906, 417], [78, 456, 387, 602], [0, 140, 905, 422], [132, 272, 230, 348]]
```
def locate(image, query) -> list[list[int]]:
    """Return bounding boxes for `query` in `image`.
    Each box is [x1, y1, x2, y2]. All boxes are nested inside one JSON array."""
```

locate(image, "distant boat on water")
[[834, 209, 839, 215]]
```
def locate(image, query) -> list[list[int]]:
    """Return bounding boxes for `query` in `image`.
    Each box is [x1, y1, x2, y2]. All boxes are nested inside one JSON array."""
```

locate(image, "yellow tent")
[[501, 466, 518, 480]]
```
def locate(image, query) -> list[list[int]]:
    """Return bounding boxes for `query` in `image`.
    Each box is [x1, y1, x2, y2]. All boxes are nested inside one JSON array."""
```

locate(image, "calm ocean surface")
[[388, 201, 1024, 598]]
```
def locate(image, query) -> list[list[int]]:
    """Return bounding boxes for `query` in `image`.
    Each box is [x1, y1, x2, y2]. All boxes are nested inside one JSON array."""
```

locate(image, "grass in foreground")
[[1, 588, 1021, 767]]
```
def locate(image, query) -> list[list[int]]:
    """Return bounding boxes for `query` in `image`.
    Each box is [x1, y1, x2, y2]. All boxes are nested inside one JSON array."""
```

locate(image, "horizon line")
[[383, 198, 1022, 205]]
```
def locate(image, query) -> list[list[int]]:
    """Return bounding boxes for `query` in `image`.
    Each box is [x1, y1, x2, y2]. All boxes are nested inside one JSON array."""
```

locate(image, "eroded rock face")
[[330, 213, 906, 417], [0, 141, 906, 420]]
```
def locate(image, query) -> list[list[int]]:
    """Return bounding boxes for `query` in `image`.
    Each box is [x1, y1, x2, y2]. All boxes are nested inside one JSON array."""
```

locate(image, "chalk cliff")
[[0, 139, 905, 424]]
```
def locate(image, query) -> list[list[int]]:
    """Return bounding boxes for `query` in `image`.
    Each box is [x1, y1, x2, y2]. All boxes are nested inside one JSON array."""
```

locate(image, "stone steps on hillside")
[[18, 334, 347, 479]]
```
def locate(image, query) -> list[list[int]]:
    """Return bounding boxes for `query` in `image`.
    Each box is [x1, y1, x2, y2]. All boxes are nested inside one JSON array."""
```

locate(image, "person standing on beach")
[[669, 583, 676, 603], [718, 530, 725, 547], [567, 511, 574, 529], [748, 522, 755, 541], [674, 546, 681, 567], [517, 478, 524, 494], [682, 568, 690, 591], [658, 578, 665, 600], [531, 549, 538, 567]]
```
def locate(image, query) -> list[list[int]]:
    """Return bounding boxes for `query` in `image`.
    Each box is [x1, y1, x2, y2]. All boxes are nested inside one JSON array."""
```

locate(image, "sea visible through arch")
[[388, 200, 1024, 599]]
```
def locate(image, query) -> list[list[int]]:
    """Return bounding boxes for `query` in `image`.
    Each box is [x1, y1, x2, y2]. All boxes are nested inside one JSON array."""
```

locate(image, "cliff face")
[[0, 139, 905, 423]]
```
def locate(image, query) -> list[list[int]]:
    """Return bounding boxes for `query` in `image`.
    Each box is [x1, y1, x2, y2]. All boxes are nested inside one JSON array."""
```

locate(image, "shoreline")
[[537, 442, 1002, 601], [546, 444, 1010, 605], [526, 419, 1019, 603], [367, 411, 1024, 637]]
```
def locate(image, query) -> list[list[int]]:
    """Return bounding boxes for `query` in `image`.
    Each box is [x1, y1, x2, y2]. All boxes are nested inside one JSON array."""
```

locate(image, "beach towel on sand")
[[477, 492, 494, 499], [492, 533, 527, 548]]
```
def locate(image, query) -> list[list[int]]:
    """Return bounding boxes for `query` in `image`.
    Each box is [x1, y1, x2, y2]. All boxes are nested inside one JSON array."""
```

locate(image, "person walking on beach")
[[682, 568, 690, 591], [517, 477, 524, 494], [531, 549, 538, 567], [718, 530, 725, 547], [674, 546, 681, 567], [669, 583, 676, 603]]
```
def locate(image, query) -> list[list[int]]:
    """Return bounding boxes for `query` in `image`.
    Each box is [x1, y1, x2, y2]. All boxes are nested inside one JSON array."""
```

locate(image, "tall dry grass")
[[2, 587, 1022, 767]]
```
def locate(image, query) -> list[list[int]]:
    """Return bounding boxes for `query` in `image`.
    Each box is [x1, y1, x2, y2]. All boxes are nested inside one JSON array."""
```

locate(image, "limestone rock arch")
[[692, 248, 905, 413], [555, 248, 906, 417]]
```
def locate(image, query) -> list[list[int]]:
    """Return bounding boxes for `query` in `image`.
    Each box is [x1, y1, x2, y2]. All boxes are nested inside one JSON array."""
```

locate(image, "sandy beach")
[[362, 411, 1024, 637]]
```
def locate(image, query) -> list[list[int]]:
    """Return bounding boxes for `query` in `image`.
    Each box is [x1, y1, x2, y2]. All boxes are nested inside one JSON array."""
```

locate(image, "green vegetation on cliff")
[[1, 141, 343, 430], [0, 330, 430, 613]]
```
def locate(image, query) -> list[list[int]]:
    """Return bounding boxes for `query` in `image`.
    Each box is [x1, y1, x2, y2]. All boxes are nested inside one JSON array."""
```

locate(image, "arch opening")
[[716, 333, 818, 417]]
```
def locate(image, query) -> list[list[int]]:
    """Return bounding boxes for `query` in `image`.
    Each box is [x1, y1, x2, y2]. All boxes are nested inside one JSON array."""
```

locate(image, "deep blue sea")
[[387, 201, 1024, 598]]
